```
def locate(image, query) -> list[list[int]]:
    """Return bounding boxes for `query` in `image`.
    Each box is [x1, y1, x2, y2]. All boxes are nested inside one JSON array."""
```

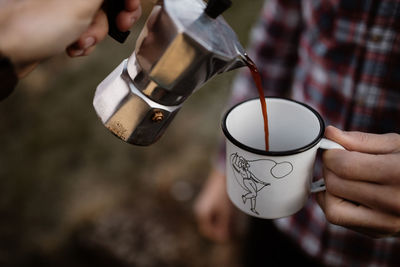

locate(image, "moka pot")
[[93, 0, 247, 145]]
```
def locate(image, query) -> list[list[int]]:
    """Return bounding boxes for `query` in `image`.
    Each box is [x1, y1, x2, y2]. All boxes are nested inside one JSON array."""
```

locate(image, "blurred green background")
[[0, 0, 264, 266]]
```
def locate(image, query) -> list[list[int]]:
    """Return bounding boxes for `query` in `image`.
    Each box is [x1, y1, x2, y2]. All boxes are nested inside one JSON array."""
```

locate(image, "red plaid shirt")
[[224, 0, 400, 266]]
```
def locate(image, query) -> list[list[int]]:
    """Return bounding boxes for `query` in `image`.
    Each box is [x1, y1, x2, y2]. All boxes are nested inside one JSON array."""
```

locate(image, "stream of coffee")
[[244, 54, 269, 151]]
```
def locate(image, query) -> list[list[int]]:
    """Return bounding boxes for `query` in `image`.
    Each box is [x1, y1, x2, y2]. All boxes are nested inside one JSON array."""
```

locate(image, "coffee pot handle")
[[205, 0, 232, 18], [310, 138, 346, 193], [103, 0, 131, 43]]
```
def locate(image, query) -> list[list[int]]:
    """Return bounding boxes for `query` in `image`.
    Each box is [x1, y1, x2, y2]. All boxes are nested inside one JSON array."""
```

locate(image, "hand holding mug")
[[317, 126, 400, 238]]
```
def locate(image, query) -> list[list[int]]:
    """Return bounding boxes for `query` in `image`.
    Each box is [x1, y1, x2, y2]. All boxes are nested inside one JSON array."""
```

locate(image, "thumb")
[[325, 126, 400, 154]]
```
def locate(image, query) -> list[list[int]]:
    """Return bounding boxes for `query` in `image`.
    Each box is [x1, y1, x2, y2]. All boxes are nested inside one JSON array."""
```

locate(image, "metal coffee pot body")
[[93, 0, 246, 145]]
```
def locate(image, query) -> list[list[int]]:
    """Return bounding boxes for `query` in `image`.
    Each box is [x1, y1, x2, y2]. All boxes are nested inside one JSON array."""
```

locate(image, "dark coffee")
[[244, 54, 269, 151]]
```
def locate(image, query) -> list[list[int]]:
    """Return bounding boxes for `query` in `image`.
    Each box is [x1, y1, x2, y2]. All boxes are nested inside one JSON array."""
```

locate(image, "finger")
[[116, 5, 142, 32], [212, 210, 231, 242], [322, 191, 400, 237], [325, 126, 400, 154], [321, 197, 400, 238], [66, 10, 108, 57], [194, 191, 221, 242], [198, 215, 214, 240], [82, 45, 96, 56], [198, 213, 229, 243], [125, 0, 141, 11], [194, 198, 230, 243], [323, 149, 400, 184], [324, 168, 400, 216], [194, 201, 214, 240], [66, 37, 96, 57]]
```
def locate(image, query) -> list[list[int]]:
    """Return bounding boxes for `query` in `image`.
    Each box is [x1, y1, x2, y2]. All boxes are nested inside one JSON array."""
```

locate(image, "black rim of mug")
[[221, 97, 325, 156]]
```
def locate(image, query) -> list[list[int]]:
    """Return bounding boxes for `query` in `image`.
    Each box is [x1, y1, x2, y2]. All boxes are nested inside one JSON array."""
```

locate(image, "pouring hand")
[[317, 126, 400, 238], [0, 0, 141, 77], [67, 0, 142, 57]]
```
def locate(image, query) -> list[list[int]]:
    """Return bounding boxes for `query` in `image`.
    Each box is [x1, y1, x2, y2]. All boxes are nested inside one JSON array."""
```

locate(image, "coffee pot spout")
[[224, 53, 249, 73]]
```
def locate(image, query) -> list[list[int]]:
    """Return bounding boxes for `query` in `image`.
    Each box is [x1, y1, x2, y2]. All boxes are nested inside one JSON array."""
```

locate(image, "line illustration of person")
[[230, 153, 293, 215], [231, 153, 270, 215]]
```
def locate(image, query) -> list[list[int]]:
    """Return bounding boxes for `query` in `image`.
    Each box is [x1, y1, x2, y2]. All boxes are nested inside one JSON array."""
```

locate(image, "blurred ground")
[[0, 0, 264, 266]]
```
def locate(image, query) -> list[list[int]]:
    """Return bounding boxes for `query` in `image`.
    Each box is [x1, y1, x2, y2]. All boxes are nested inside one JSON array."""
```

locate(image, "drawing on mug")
[[230, 153, 293, 215]]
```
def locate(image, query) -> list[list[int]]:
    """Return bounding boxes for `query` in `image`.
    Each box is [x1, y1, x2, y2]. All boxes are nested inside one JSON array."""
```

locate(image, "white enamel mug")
[[222, 97, 344, 219]]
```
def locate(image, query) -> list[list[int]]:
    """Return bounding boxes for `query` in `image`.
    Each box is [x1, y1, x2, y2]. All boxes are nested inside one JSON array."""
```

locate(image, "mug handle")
[[310, 138, 345, 193]]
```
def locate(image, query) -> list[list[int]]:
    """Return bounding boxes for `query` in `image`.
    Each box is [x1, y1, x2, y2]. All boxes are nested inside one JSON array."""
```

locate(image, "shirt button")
[[370, 34, 383, 43]]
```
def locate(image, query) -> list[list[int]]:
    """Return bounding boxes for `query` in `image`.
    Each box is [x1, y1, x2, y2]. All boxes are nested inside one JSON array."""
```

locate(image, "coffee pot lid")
[[162, 0, 245, 60]]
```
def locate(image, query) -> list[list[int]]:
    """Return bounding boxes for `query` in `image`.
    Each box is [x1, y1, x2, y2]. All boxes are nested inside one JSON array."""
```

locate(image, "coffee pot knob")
[[205, 0, 232, 18]]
